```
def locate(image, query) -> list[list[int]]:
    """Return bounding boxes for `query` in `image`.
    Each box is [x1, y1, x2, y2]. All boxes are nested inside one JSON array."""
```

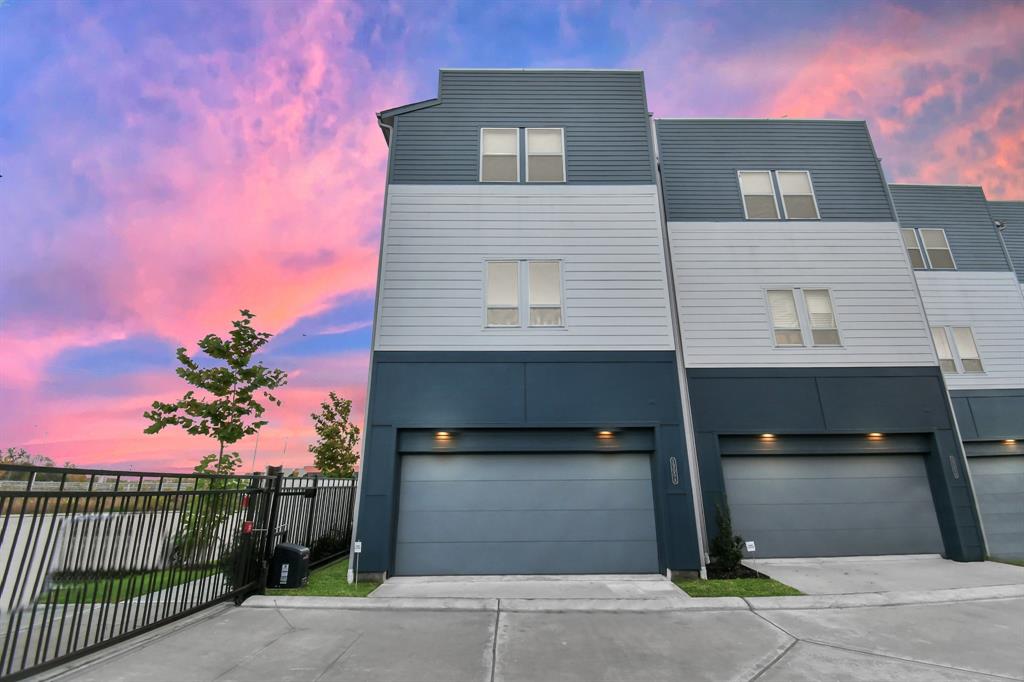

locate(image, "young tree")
[[709, 499, 745, 576], [1, 447, 55, 467], [308, 392, 360, 478], [143, 309, 288, 475]]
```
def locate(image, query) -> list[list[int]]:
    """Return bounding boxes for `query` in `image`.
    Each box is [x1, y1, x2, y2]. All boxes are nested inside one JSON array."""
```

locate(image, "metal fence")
[[0, 464, 356, 680]]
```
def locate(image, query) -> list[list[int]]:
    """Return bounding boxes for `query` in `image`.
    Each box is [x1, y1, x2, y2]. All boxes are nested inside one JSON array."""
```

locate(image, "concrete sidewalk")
[[368, 574, 688, 600], [40, 591, 1024, 681]]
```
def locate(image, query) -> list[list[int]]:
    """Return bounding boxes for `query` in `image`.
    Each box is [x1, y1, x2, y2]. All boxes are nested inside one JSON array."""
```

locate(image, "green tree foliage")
[[709, 500, 745, 574], [308, 392, 360, 478], [143, 309, 288, 475]]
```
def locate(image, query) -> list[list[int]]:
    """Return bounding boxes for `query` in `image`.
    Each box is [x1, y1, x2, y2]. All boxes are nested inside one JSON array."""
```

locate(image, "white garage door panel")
[[723, 454, 944, 558], [395, 452, 659, 575]]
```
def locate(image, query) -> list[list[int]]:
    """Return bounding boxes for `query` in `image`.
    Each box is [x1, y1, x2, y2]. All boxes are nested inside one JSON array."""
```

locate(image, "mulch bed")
[[706, 563, 764, 580]]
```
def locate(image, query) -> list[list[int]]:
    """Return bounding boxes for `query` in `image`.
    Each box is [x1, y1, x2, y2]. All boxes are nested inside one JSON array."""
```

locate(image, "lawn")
[[674, 577, 802, 598], [266, 558, 379, 597], [992, 558, 1024, 568], [43, 567, 217, 603]]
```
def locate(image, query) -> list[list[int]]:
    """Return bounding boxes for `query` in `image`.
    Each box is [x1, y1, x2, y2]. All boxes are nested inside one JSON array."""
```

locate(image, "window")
[[485, 261, 519, 326], [485, 260, 563, 328], [951, 327, 983, 372], [767, 290, 803, 346], [528, 261, 563, 326], [804, 289, 840, 345], [739, 171, 779, 220], [931, 327, 956, 373], [480, 128, 518, 182], [932, 325, 984, 373], [526, 128, 565, 183], [776, 171, 820, 220], [768, 288, 841, 347], [919, 229, 955, 269], [902, 228, 926, 269]]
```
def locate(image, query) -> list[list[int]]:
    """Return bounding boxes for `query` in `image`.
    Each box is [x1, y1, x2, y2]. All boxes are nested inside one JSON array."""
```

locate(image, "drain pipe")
[[650, 115, 709, 579]]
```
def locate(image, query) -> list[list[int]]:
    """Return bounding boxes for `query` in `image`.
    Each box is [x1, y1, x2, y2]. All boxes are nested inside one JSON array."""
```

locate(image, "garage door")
[[722, 455, 944, 558], [969, 456, 1024, 560], [394, 453, 659, 575]]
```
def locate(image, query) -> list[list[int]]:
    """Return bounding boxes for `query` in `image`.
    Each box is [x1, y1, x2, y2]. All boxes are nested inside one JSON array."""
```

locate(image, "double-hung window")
[[739, 170, 819, 220], [480, 128, 519, 182], [767, 288, 840, 347], [931, 326, 983, 373], [525, 128, 565, 182], [901, 228, 955, 270], [739, 171, 779, 220], [485, 260, 564, 328]]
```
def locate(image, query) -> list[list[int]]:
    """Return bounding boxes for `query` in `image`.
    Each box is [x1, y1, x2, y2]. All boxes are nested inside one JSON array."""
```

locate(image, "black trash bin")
[[268, 543, 310, 588]]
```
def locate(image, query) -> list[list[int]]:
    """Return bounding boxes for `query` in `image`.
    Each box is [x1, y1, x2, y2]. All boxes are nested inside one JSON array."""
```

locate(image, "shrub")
[[709, 500, 744, 575]]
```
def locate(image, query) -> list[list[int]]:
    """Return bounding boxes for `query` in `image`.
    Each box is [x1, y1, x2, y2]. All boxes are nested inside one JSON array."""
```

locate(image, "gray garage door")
[[394, 453, 659, 575], [969, 455, 1024, 560], [722, 455, 944, 558]]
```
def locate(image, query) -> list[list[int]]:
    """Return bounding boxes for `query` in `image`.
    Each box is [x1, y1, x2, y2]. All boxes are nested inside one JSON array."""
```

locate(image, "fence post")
[[304, 477, 319, 549], [258, 467, 284, 593]]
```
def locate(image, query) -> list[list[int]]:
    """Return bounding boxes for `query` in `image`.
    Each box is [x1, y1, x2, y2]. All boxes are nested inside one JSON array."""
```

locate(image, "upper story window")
[[739, 171, 779, 220], [776, 171, 820, 219], [767, 287, 840, 347], [902, 228, 955, 270], [739, 170, 819, 220], [931, 325, 983, 373], [480, 128, 519, 182], [526, 128, 565, 183], [485, 260, 564, 328]]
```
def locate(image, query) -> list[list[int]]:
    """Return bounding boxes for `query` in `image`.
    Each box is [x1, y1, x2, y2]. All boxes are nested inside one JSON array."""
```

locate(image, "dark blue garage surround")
[[354, 351, 701, 577], [688, 367, 986, 562]]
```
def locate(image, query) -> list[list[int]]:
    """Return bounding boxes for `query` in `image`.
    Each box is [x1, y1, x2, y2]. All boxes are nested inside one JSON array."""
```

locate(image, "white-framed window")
[[525, 128, 565, 183], [919, 229, 955, 270], [528, 260, 563, 326], [775, 171, 820, 220], [484, 259, 564, 328], [951, 327, 983, 372], [767, 289, 803, 346], [738, 171, 779, 220], [485, 261, 520, 326], [901, 228, 926, 269], [480, 128, 519, 182], [931, 325, 984, 373], [767, 287, 841, 347], [931, 327, 956, 373]]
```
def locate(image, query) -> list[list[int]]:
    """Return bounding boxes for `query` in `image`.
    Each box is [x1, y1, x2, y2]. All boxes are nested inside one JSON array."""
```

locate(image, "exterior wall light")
[[760, 433, 776, 440], [435, 431, 452, 439], [597, 430, 615, 439], [1004, 439, 1018, 445], [867, 432, 884, 439]]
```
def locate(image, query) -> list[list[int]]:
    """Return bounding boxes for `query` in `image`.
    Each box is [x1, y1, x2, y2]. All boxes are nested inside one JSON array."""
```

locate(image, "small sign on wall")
[[745, 541, 756, 553], [353, 541, 363, 554]]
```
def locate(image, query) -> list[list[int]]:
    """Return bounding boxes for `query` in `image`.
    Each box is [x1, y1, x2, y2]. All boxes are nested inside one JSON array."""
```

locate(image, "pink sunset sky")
[[1, 0, 1021, 472]]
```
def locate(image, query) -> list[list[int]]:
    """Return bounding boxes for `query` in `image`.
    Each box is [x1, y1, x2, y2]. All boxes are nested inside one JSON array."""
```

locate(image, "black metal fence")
[[0, 464, 356, 680]]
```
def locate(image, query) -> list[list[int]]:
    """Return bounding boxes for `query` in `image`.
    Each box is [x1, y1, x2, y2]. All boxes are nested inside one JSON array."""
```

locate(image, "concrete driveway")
[[368, 574, 687, 600], [40, 589, 1024, 681], [745, 555, 1024, 594]]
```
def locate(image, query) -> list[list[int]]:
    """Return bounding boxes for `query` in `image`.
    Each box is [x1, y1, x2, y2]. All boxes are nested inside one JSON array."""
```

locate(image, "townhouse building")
[[355, 70, 702, 577], [890, 187, 1024, 559], [353, 68, 1016, 579]]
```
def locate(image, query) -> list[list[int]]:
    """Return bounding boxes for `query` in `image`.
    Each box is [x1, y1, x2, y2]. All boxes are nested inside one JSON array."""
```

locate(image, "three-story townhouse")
[[655, 120, 985, 561], [890, 186, 1024, 560], [353, 70, 703, 579]]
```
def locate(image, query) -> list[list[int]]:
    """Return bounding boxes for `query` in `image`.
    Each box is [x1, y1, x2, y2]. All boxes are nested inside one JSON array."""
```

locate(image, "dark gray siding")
[[389, 70, 655, 184], [950, 389, 1024, 441], [988, 200, 1024, 282], [890, 185, 1010, 272], [655, 119, 895, 221], [686, 366, 985, 562]]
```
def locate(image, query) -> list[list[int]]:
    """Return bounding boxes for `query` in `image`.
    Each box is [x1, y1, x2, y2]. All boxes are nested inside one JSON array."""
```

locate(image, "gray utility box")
[[268, 543, 310, 588]]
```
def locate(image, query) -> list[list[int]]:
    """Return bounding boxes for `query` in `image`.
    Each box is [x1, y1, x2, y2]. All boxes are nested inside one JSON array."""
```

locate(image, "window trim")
[[525, 128, 566, 183], [775, 170, 821, 220], [737, 170, 781, 221], [917, 228, 957, 270], [483, 260, 521, 328], [479, 127, 520, 183], [764, 286, 844, 349], [901, 228, 927, 270], [482, 259, 566, 330], [931, 325, 984, 374]]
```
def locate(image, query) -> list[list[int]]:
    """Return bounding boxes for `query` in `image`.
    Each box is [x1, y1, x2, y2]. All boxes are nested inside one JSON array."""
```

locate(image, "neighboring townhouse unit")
[[891, 187, 1024, 559], [654, 120, 984, 561], [355, 70, 702, 578]]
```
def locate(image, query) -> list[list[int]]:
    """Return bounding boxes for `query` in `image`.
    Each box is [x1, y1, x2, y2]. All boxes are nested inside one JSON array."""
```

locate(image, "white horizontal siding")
[[915, 271, 1024, 390], [375, 184, 675, 351], [668, 221, 937, 368]]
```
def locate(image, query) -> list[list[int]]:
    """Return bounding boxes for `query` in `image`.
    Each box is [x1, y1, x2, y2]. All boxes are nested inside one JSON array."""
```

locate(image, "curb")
[[746, 583, 1024, 610]]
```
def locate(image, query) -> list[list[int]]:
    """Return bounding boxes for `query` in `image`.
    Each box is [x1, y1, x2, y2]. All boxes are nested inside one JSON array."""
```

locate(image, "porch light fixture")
[[597, 430, 615, 439], [435, 431, 452, 439], [867, 432, 884, 439], [760, 433, 776, 440], [1004, 439, 1018, 445]]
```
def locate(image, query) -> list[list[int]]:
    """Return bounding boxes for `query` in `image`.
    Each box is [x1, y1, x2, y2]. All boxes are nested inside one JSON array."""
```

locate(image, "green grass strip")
[[674, 577, 802, 598], [267, 558, 379, 597]]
